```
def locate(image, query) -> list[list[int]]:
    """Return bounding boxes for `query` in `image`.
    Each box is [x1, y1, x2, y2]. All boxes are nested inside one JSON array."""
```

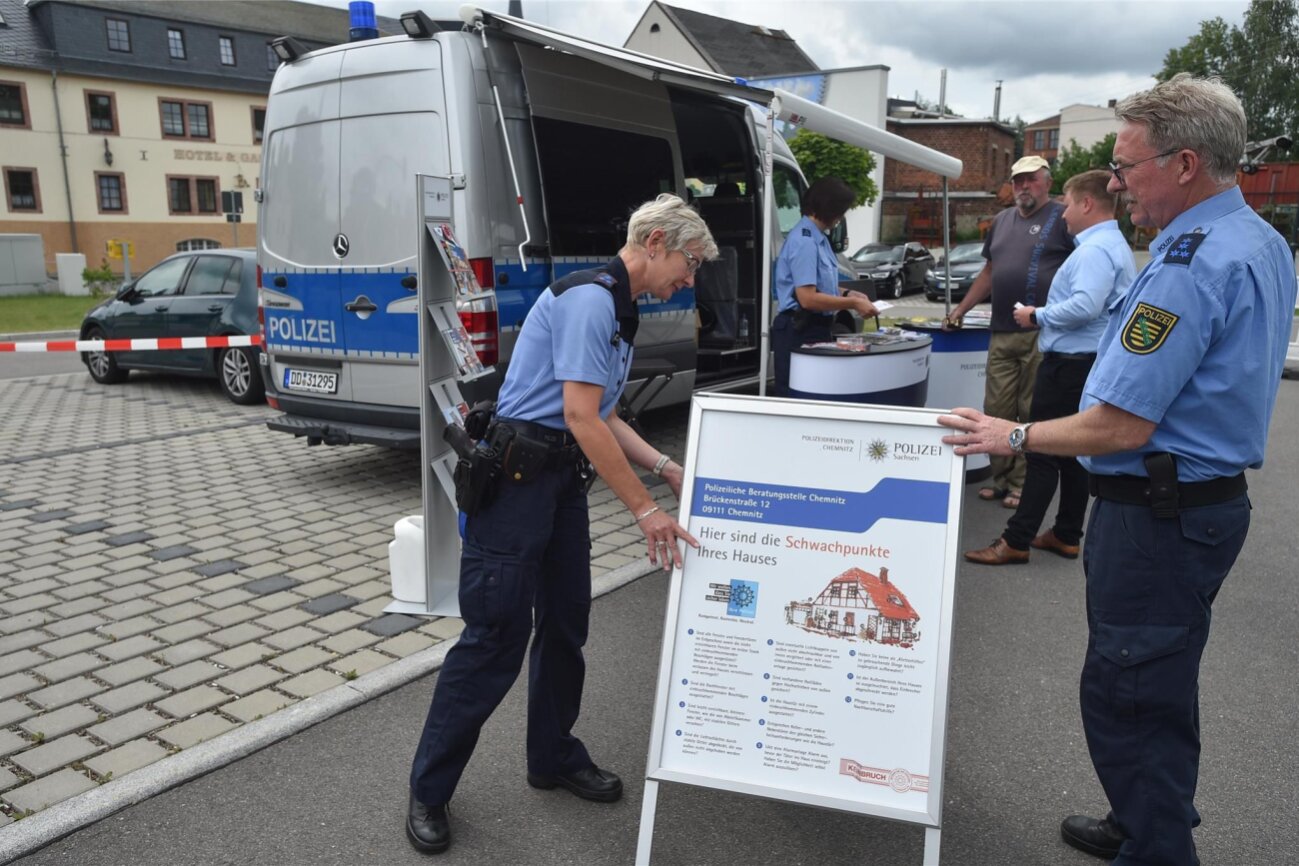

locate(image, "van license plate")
[[283, 368, 338, 394]]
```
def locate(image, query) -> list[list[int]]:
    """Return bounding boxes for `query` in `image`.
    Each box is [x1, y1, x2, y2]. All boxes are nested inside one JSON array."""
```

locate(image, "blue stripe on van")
[[265, 261, 697, 356]]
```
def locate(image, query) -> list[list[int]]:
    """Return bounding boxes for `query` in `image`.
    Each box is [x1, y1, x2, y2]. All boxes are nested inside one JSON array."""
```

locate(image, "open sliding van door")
[[513, 42, 696, 392]]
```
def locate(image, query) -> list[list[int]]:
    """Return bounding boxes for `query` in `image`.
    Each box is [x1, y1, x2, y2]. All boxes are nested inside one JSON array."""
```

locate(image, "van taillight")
[[459, 309, 499, 366], [469, 257, 494, 289], [255, 265, 266, 333]]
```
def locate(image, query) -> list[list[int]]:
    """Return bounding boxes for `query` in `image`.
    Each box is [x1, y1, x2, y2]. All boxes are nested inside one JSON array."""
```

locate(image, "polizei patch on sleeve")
[[1163, 233, 1205, 266], [1121, 302, 1179, 354]]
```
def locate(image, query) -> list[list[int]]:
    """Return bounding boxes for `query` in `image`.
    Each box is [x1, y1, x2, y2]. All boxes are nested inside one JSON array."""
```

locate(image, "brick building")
[[1023, 114, 1060, 162], [881, 117, 1016, 242]]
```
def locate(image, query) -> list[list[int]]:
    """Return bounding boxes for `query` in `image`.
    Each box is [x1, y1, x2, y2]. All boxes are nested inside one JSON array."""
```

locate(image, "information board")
[[638, 393, 965, 863]]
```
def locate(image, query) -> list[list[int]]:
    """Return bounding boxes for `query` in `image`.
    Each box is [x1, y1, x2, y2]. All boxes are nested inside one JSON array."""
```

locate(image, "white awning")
[[460, 6, 963, 178], [772, 89, 963, 179]]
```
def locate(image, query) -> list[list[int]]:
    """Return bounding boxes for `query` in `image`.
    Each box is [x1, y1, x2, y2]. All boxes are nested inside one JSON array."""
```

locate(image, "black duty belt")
[[493, 417, 577, 449], [1089, 473, 1247, 510], [1042, 351, 1097, 361]]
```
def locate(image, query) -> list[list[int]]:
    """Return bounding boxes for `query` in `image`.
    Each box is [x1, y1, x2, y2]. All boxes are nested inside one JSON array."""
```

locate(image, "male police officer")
[[938, 75, 1296, 865]]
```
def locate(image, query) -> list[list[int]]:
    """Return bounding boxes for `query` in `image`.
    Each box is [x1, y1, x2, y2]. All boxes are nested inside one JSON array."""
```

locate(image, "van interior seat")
[[696, 246, 739, 347]]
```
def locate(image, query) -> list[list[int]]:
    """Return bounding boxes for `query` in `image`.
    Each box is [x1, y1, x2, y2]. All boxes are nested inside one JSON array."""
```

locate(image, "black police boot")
[[527, 764, 623, 802], [1060, 814, 1124, 859], [406, 793, 451, 854]]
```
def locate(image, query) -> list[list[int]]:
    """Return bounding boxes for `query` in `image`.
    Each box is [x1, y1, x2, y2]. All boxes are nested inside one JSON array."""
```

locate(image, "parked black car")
[[925, 242, 987, 303], [79, 249, 264, 404], [848, 242, 934, 299]]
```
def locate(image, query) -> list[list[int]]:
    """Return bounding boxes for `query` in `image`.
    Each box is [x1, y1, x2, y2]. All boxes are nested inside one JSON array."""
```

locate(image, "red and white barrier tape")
[[0, 334, 263, 353]]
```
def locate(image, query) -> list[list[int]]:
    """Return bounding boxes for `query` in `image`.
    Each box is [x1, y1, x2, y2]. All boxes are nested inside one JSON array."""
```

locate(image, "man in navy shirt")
[[939, 75, 1296, 865]]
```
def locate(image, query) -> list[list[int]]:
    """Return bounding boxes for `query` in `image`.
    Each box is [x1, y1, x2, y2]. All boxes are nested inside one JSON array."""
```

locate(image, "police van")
[[257, 7, 958, 448]]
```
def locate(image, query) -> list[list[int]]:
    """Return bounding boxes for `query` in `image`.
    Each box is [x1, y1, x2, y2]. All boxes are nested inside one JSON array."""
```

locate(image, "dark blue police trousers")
[[1081, 494, 1250, 866], [410, 462, 593, 806]]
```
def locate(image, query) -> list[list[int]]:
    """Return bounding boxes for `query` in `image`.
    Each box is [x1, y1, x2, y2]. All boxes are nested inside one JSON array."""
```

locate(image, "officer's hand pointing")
[[637, 506, 698, 572]]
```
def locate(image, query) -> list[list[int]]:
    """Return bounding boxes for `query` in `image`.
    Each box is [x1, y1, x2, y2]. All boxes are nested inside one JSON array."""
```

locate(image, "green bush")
[[81, 262, 118, 298]]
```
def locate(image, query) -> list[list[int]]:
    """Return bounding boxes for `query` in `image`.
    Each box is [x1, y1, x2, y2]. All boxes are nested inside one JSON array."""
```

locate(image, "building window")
[[251, 107, 265, 144], [0, 80, 29, 128], [266, 43, 280, 71], [188, 103, 210, 138], [4, 168, 41, 212], [168, 176, 220, 215], [96, 172, 126, 213], [1049, 129, 1060, 150], [1033, 130, 1045, 150], [159, 99, 214, 140], [85, 91, 118, 134], [177, 239, 222, 252], [106, 18, 131, 52], [219, 36, 236, 66], [167, 28, 186, 60]]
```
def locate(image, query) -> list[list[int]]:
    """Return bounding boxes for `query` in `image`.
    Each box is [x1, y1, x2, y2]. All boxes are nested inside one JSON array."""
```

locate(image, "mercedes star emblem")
[[333, 233, 350, 259]]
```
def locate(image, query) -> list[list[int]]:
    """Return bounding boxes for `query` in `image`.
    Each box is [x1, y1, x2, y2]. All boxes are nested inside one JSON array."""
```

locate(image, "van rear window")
[[532, 117, 674, 257]]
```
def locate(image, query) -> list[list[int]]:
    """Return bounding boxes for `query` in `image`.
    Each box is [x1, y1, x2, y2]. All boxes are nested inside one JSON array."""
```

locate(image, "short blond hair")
[[625, 194, 719, 260], [1063, 169, 1118, 216]]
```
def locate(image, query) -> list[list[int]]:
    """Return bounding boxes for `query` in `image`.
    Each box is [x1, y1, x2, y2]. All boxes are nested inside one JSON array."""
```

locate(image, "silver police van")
[[256, 8, 948, 448]]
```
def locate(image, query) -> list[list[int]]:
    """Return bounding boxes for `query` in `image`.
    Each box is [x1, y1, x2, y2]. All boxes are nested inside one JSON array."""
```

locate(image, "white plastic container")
[[388, 515, 426, 604]]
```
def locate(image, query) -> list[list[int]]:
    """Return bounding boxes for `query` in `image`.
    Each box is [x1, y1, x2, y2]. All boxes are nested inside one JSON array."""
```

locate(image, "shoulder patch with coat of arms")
[[1121, 302, 1179, 354]]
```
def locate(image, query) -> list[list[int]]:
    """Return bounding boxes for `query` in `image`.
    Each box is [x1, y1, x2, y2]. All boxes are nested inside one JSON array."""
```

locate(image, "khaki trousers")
[[983, 330, 1041, 493]]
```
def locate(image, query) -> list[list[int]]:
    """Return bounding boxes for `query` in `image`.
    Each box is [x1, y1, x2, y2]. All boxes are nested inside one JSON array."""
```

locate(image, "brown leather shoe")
[[964, 538, 1029, 565], [1031, 528, 1080, 559]]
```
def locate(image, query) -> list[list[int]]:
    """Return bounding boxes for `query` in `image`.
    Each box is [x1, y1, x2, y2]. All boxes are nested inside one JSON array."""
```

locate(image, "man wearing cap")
[[944, 155, 1075, 509]]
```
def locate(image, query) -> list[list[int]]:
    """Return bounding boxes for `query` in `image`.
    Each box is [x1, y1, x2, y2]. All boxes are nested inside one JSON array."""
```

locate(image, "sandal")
[[978, 487, 1007, 501], [1002, 491, 1022, 509]]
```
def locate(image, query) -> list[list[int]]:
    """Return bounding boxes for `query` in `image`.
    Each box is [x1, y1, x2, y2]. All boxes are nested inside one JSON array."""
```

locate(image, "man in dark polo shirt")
[[943, 156, 1075, 509]]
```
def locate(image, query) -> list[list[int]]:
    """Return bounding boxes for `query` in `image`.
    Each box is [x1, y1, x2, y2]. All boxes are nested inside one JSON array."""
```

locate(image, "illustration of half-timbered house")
[[784, 566, 920, 646]]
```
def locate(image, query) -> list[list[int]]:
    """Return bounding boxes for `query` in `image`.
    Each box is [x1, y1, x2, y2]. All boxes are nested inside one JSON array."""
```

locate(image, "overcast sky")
[[313, 0, 1249, 123]]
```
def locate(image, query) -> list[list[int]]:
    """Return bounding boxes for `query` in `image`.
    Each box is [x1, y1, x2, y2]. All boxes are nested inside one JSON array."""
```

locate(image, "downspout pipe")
[[50, 69, 79, 254]]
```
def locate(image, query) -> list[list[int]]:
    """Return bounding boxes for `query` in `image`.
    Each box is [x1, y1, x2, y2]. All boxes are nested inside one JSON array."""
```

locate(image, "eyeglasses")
[[1108, 149, 1179, 187], [678, 248, 701, 275]]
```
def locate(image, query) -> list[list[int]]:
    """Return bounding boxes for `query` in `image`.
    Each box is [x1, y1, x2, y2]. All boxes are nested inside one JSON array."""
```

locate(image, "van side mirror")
[[828, 221, 848, 253]]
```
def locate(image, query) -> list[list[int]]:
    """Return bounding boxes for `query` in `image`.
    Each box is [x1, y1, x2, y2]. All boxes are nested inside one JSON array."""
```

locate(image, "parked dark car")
[[848, 242, 934, 299], [79, 249, 264, 404], [925, 242, 987, 303]]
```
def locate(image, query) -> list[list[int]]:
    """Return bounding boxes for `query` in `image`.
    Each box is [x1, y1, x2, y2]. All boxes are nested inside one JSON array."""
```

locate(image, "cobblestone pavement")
[[0, 370, 687, 827]]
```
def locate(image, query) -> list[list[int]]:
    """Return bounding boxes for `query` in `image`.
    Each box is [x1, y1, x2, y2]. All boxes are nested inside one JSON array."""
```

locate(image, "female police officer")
[[406, 194, 715, 855], [771, 175, 879, 396]]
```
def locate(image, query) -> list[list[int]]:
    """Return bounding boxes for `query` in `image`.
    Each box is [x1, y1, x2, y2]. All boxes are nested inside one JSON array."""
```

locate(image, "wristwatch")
[[1008, 422, 1034, 454]]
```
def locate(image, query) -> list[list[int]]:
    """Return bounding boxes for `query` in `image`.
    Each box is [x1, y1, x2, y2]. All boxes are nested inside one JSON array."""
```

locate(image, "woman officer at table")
[[771, 176, 878, 396], [405, 194, 715, 855]]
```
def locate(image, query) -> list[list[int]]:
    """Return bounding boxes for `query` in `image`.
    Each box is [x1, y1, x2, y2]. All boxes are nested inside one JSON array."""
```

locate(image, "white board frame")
[[638, 393, 965, 863]]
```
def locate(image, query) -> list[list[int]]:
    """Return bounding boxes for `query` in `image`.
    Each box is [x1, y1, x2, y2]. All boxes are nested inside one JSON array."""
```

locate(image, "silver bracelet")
[[635, 505, 660, 522], [652, 454, 671, 476]]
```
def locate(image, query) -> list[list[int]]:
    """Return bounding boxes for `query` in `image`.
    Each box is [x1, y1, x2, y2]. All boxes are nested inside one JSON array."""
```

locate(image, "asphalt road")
[[13, 381, 1299, 866]]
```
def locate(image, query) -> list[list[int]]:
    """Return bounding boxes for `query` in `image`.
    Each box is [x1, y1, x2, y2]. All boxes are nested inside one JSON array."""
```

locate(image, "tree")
[[1051, 133, 1116, 194], [1159, 0, 1299, 141], [787, 129, 878, 208]]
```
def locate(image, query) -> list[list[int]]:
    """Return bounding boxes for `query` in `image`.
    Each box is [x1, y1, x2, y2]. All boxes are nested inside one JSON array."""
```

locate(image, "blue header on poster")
[[691, 477, 948, 532]]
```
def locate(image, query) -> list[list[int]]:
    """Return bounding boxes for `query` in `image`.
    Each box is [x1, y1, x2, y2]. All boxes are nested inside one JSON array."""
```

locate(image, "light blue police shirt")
[[1035, 220, 1134, 354], [495, 273, 633, 430], [1080, 187, 1297, 481], [774, 216, 839, 313]]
